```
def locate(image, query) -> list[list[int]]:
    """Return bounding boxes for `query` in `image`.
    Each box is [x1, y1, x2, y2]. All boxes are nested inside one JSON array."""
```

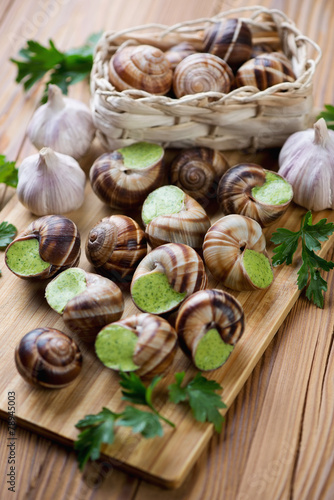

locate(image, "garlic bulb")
[[278, 118, 334, 211], [17, 147, 86, 215], [27, 84, 95, 159]]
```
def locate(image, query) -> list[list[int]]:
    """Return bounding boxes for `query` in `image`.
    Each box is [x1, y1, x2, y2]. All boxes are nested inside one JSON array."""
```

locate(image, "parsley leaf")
[[74, 407, 121, 471], [168, 372, 226, 432], [0, 222, 17, 248], [117, 406, 164, 438], [317, 104, 334, 130], [11, 32, 102, 102], [0, 156, 18, 188], [271, 211, 334, 308]]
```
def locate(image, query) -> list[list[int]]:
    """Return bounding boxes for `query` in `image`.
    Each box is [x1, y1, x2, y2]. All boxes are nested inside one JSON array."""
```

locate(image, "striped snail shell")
[[203, 214, 273, 291], [85, 215, 147, 284], [89, 143, 165, 210], [108, 44, 173, 95], [175, 289, 245, 371], [14, 328, 82, 388], [164, 42, 197, 69], [235, 52, 296, 90], [203, 18, 253, 71], [131, 243, 208, 314], [170, 147, 229, 206], [5, 215, 81, 279], [173, 53, 233, 98], [217, 163, 293, 227]]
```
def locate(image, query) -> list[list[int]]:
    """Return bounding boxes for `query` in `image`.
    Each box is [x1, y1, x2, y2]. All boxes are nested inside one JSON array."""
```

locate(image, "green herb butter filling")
[[95, 325, 139, 372], [6, 238, 50, 276], [117, 142, 163, 170], [194, 328, 234, 371], [132, 272, 186, 314], [243, 249, 274, 288], [142, 185, 185, 225], [45, 268, 87, 314], [251, 172, 293, 205]]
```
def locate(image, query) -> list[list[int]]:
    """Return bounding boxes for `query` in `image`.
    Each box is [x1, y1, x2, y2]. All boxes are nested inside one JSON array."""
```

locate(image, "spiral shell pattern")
[[14, 328, 82, 388], [131, 243, 208, 311], [144, 192, 211, 251], [203, 214, 270, 291], [60, 271, 124, 342], [171, 147, 229, 205], [235, 53, 295, 90], [176, 289, 244, 364], [90, 150, 165, 210], [86, 215, 147, 283], [117, 313, 178, 378], [109, 44, 173, 95], [203, 18, 253, 70], [173, 53, 233, 98], [218, 164, 292, 226], [164, 42, 197, 69]]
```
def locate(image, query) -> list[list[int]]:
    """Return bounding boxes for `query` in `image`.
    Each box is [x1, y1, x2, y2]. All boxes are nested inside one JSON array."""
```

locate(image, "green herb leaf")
[[317, 104, 334, 130], [0, 156, 18, 188], [169, 372, 226, 432], [117, 406, 163, 438], [271, 211, 334, 307], [0, 222, 17, 248], [74, 407, 120, 471], [11, 32, 102, 102]]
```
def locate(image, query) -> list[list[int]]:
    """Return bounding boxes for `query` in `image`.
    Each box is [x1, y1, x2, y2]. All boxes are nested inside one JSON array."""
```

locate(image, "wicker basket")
[[90, 6, 321, 151]]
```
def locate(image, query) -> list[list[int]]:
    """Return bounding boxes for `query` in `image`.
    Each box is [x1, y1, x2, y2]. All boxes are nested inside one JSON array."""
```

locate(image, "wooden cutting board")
[[0, 178, 333, 489]]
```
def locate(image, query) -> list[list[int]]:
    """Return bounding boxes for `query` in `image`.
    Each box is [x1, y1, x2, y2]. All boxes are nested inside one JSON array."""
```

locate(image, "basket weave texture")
[[91, 6, 321, 151]]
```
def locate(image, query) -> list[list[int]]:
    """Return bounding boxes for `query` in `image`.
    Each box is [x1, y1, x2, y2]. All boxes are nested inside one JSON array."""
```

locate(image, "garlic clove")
[[17, 147, 86, 216], [27, 84, 95, 159]]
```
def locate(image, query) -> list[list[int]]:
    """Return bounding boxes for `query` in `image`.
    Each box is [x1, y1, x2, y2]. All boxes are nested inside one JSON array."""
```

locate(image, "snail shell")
[[175, 289, 244, 370], [173, 53, 233, 98], [115, 313, 178, 378], [164, 42, 197, 69], [170, 147, 229, 206], [5, 215, 81, 279], [89, 146, 165, 210], [108, 44, 173, 95], [85, 215, 147, 284], [14, 328, 82, 388], [203, 214, 272, 291], [131, 243, 208, 313], [203, 18, 253, 71], [143, 189, 211, 251], [217, 163, 293, 227], [235, 52, 295, 90]]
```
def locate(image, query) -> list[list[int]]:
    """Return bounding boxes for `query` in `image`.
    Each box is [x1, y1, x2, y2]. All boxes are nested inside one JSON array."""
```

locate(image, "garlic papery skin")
[[27, 84, 95, 159], [278, 118, 334, 212], [17, 147, 86, 216]]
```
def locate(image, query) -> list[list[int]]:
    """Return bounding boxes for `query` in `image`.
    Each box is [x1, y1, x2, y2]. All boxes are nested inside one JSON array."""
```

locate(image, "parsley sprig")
[[271, 211, 334, 308], [317, 104, 334, 130], [0, 155, 18, 189], [74, 371, 226, 470], [11, 32, 102, 102], [0, 222, 17, 248]]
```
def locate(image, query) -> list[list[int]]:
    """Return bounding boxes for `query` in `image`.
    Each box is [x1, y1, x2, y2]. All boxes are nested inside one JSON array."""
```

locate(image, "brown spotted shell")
[[235, 52, 296, 90], [85, 215, 147, 284], [5, 215, 81, 279], [143, 187, 211, 251], [89, 146, 165, 210], [217, 163, 293, 227], [175, 289, 244, 369], [46, 269, 124, 342], [108, 44, 173, 95], [203, 18, 253, 70], [170, 147, 229, 206], [131, 243, 208, 314], [164, 42, 197, 69], [114, 313, 178, 378], [203, 214, 273, 291], [14, 328, 82, 388], [173, 53, 233, 98]]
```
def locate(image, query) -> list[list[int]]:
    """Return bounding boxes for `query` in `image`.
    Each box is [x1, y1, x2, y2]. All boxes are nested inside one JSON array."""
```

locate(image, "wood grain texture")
[[0, 0, 334, 497]]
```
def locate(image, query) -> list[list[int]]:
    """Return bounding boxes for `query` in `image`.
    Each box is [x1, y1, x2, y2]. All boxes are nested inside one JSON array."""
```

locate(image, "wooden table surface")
[[0, 0, 333, 499]]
